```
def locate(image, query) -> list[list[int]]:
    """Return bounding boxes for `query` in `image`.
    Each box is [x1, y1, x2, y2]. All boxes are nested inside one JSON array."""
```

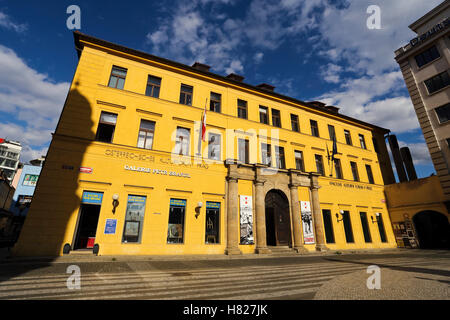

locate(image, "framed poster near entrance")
[[122, 195, 146, 243], [300, 201, 315, 244], [239, 195, 254, 244]]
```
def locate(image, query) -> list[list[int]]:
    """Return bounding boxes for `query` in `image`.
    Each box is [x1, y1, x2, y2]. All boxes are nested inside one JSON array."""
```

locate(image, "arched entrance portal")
[[265, 190, 292, 246], [413, 211, 450, 249]]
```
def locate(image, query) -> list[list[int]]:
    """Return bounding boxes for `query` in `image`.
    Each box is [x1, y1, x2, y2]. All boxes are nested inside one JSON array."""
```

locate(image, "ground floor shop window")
[[205, 202, 220, 244], [167, 199, 186, 244], [122, 195, 146, 243], [322, 209, 335, 243]]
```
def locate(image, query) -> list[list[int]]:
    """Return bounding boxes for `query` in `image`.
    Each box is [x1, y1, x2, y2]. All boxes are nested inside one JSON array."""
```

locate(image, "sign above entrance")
[[170, 199, 187, 207], [206, 202, 220, 209], [82, 191, 103, 204]]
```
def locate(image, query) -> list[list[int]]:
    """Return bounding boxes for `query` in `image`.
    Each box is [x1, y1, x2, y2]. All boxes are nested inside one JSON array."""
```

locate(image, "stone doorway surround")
[[224, 162, 329, 255]]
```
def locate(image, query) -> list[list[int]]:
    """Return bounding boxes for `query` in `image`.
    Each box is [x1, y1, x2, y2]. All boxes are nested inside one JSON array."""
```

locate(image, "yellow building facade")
[[13, 32, 397, 256]]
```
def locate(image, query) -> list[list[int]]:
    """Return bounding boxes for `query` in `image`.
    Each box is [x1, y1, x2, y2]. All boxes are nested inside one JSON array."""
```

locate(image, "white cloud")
[[317, 0, 443, 74], [0, 45, 70, 162], [310, 0, 444, 141], [18, 145, 48, 164], [254, 52, 264, 64], [0, 11, 27, 33], [145, 0, 326, 73], [320, 63, 343, 84], [225, 59, 244, 74], [317, 72, 420, 132]]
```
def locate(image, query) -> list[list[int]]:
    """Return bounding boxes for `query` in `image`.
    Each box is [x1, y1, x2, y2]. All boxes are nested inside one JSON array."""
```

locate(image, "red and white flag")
[[201, 99, 207, 142]]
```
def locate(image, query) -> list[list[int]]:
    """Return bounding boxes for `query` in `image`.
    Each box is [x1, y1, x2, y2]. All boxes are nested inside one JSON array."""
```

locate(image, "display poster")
[[104, 219, 117, 235], [300, 201, 315, 244], [122, 195, 146, 242], [239, 195, 254, 244]]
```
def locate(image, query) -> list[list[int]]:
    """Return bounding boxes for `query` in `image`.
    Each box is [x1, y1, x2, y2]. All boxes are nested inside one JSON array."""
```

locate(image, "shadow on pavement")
[[322, 257, 450, 277]]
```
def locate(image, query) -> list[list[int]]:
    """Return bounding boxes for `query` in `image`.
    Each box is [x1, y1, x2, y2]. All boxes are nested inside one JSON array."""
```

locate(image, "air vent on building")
[[307, 101, 339, 113], [308, 101, 326, 108], [324, 105, 340, 114], [256, 83, 275, 92], [191, 62, 211, 72], [226, 73, 245, 82]]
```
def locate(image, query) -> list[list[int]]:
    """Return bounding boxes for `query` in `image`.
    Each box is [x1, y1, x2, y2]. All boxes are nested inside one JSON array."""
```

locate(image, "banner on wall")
[[300, 201, 315, 244], [239, 195, 254, 244]]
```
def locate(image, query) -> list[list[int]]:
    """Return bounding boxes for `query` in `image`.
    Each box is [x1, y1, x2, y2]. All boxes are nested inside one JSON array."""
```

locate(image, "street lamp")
[[112, 194, 119, 214], [371, 212, 380, 223], [336, 210, 344, 222]]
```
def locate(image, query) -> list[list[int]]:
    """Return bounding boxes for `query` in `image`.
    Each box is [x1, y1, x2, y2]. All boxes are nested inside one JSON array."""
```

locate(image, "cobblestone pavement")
[[0, 249, 448, 299]]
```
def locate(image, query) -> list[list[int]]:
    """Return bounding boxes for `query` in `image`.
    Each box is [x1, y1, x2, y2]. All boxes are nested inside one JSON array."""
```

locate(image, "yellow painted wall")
[[13, 40, 397, 256], [385, 175, 450, 223]]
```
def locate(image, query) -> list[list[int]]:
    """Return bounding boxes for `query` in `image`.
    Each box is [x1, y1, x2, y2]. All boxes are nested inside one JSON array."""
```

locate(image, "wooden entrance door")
[[265, 190, 291, 246]]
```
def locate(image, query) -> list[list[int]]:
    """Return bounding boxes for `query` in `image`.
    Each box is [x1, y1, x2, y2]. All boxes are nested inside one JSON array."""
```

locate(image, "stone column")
[[310, 180, 328, 252], [255, 179, 271, 254], [289, 184, 308, 253], [225, 176, 242, 255]]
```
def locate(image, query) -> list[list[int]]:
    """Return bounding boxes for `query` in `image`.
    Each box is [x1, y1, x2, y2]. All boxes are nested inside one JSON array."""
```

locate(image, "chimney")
[[400, 147, 418, 181], [387, 135, 408, 183], [192, 62, 211, 72], [256, 83, 275, 92], [226, 73, 245, 82]]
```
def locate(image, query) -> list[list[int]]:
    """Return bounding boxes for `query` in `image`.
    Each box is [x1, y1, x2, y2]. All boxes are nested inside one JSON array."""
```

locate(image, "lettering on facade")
[[106, 149, 209, 169], [105, 149, 156, 162], [410, 17, 450, 47], [329, 181, 373, 190], [124, 165, 191, 178]]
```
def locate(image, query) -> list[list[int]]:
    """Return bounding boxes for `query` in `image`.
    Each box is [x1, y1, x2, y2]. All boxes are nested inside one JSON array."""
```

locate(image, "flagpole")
[[329, 154, 334, 177]]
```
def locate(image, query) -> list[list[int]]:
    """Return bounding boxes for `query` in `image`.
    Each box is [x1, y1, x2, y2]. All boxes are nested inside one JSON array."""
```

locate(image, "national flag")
[[201, 99, 207, 142]]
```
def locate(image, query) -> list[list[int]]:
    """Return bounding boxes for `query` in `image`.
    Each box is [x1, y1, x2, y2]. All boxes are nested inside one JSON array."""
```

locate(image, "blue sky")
[[0, 0, 443, 181]]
